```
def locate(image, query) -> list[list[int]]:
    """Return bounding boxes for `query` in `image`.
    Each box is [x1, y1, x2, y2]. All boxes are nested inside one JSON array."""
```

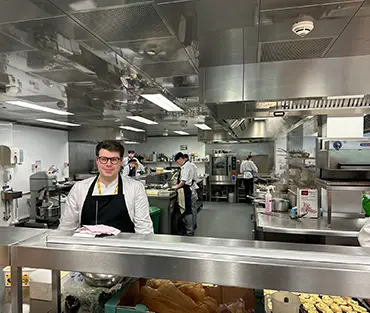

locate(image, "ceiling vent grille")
[[260, 37, 334, 62], [72, 4, 171, 42], [274, 97, 370, 110]]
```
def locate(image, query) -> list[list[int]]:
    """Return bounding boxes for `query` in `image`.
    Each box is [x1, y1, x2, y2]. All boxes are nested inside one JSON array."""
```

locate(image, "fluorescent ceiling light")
[[36, 119, 80, 127], [254, 118, 266, 121], [6, 100, 73, 116], [174, 130, 189, 135], [141, 94, 183, 112], [127, 116, 158, 125], [194, 123, 212, 130], [120, 126, 145, 132], [327, 95, 365, 100], [125, 141, 139, 144]]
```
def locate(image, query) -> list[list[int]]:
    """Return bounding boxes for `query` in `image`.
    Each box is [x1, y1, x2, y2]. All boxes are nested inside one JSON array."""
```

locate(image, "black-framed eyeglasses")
[[97, 156, 122, 165]]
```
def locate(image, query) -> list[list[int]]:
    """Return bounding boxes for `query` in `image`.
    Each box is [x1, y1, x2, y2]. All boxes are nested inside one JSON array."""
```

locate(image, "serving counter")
[[254, 207, 366, 245], [9, 229, 370, 313]]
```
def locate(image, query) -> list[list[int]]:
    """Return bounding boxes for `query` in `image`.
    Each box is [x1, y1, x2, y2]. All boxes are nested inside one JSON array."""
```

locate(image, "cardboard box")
[[297, 188, 318, 218], [3, 266, 35, 287], [205, 286, 256, 310], [29, 269, 69, 301]]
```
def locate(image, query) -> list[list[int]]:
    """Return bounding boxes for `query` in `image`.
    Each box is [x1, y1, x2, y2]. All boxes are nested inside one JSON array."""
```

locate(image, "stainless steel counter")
[[9, 229, 370, 312], [0, 227, 47, 266], [255, 208, 366, 237]]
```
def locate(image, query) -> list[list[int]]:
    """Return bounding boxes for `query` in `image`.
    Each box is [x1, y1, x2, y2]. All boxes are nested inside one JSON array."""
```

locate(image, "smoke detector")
[[292, 15, 314, 37]]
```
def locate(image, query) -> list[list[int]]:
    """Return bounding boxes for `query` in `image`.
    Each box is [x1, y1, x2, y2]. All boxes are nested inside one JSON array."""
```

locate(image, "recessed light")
[[147, 49, 156, 56], [174, 130, 189, 135], [273, 111, 285, 117], [194, 123, 212, 130], [141, 94, 183, 112], [6, 100, 73, 115], [119, 126, 145, 132], [254, 118, 266, 121], [125, 141, 139, 144], [127, 116, 158, 125], [327, 95, 365, 100], [36, 119, 80, 127]]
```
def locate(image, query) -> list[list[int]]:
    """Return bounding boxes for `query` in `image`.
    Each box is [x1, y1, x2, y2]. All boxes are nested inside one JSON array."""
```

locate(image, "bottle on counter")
[[265, 185, 274, 213]]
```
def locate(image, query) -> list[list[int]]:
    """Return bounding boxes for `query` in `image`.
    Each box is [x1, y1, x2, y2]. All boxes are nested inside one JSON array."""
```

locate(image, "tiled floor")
[[195, 201, 255, 240]]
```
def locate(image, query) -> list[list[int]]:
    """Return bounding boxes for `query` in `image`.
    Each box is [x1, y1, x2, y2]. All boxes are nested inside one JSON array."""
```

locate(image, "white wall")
[[0, 123, 69, 225], [326, 116, 364, 137]]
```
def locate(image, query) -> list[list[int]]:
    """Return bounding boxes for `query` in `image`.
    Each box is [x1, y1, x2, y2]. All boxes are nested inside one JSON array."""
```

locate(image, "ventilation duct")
[[200, 55, 370, 104]]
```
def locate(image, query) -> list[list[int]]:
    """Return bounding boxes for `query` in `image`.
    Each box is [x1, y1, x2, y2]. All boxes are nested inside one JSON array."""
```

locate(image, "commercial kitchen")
[[1, 0, 370, 312]]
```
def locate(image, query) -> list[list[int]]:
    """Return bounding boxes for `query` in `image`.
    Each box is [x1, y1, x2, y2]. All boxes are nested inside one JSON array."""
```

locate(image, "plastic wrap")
[[62, 273, 128, 313]]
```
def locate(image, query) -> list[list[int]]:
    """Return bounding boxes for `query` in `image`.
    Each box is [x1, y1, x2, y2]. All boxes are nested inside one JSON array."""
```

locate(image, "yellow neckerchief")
[[97, 177, 119, 195]]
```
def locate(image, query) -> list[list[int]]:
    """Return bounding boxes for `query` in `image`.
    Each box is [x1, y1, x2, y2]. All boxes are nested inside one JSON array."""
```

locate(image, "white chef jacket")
[[180, 161, 197, 186], [122, 157, 145, 173], [358, 220, 370, 246], [122, 165, 140, 177], [59, 174, 153, 234], [240, 160, 258, 179]]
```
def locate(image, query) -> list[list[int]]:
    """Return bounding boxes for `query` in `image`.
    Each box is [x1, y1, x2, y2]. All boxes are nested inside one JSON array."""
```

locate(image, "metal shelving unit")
[[8, 230, 370, 313]]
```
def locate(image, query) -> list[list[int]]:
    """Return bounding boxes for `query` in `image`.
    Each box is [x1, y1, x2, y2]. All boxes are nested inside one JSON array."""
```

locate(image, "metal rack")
[[8, 230, 370, 313], [316, 178, 370, 225]]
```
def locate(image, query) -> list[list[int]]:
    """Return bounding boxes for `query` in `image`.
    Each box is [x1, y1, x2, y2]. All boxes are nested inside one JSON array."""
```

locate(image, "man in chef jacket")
[[122, 149, 145, 174], [184, 154, 199, 229], [171, 152, 198, 236], [59, 140, 153, 234]]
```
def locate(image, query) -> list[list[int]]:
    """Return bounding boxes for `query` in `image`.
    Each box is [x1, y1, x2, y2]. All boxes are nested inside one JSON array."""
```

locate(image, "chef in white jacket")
[[240, 155, 258, 203], [171, 152, 197, 236], [59, 140, 153, 234]]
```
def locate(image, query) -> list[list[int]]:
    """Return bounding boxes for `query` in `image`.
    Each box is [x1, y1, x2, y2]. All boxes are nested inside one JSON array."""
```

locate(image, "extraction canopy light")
[[36, 119, 80, 126], [327, 95, 365, 100], [194, 123, 212, 130], [120, 126, 145, 132], [126, 116, 158, 125], [174, 130, 189, 135], [6, 100, 73, 116], [141, 93, 183, 112], [125, 141, 139, 144]]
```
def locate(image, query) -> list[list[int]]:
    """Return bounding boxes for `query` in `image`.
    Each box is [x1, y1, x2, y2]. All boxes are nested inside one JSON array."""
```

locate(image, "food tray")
[[264, 290, 370, 313]]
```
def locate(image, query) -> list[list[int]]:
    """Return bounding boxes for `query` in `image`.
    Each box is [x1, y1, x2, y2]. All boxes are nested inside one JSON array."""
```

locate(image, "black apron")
[[80, 175, 135, 233], [178, 161, 193, 215]]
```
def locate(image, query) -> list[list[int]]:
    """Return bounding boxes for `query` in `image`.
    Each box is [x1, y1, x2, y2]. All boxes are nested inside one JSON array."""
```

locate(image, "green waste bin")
[[149, 206, 161, 234]]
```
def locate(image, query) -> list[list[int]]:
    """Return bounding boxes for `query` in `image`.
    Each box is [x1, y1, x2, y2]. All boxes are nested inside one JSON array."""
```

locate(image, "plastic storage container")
[[149, 206, 161, 234]]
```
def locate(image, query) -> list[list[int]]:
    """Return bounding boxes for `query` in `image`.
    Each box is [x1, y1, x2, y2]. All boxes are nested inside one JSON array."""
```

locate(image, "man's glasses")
[[97, 156, 122, 165]]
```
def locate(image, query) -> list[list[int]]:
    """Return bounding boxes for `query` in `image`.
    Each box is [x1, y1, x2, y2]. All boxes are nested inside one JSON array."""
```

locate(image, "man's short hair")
[[184, 154, 189, 160], [96, 140, 125, 158], [175, 152, 185, 161]]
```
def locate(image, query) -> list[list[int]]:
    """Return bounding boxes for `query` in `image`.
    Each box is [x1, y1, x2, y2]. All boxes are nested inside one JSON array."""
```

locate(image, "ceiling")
[[0, 0, 369, 141]]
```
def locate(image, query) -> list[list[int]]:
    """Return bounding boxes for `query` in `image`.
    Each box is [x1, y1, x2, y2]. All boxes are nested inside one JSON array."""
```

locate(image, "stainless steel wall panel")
[[200, 64, 243, 103]]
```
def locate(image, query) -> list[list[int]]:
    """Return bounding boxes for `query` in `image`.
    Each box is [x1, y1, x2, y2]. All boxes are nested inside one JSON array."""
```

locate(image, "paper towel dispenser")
[[0, 145, 23, 165]]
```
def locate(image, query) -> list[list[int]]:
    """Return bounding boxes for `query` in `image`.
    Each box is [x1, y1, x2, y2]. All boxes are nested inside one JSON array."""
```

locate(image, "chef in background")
[[123, 149, 145, 173], [171, 152, 197, 236], [240, 155, 258, 203], [122, 159, 140, 177], [184, 153, 199, 230], [59, 140, 153, 234]]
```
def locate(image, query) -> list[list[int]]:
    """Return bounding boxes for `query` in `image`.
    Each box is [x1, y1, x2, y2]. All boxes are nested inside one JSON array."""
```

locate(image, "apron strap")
[[87, 175, 99, 196], [117, 174, 123, 194]]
